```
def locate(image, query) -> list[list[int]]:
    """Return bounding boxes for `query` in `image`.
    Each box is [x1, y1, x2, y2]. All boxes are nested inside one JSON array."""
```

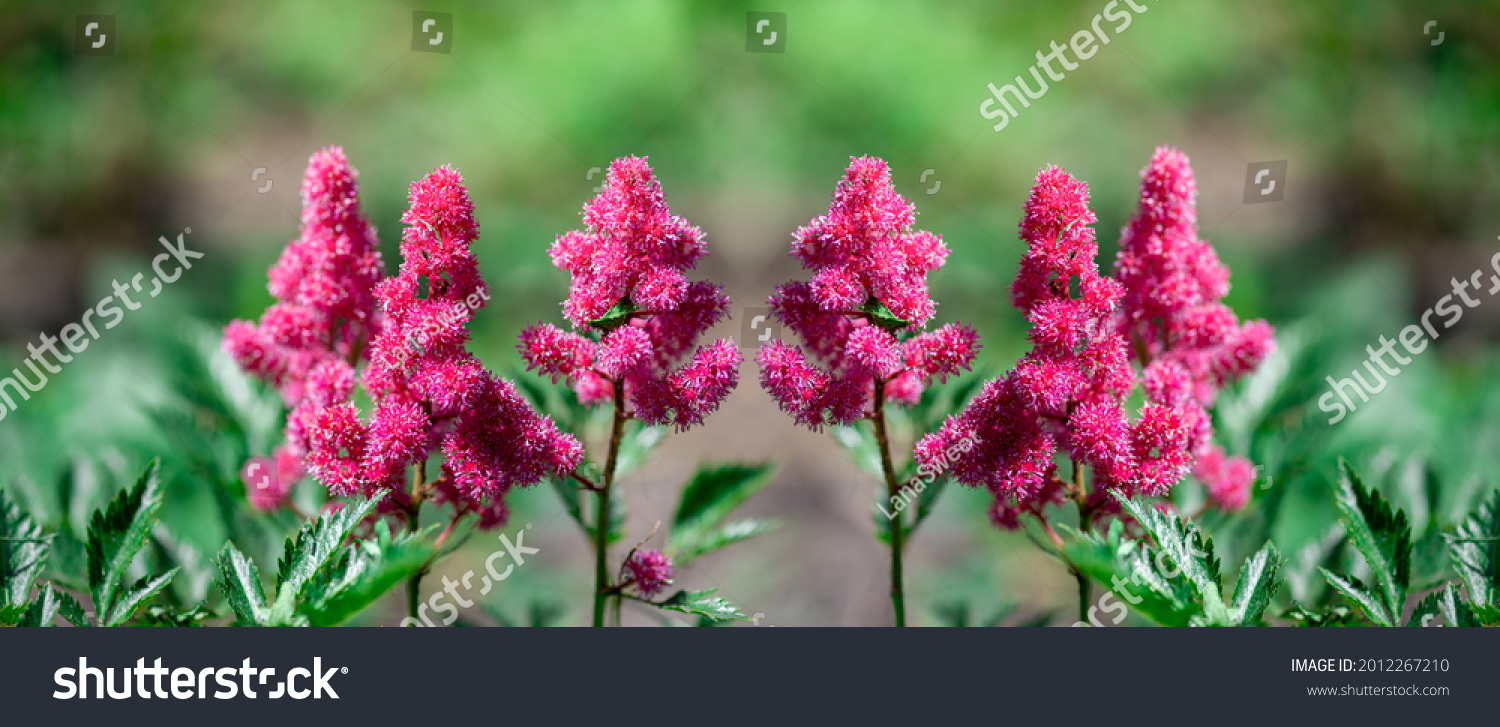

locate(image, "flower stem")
[[1072, 458, 1091, 625], [405, 459, 428, 624], [592, 378, 628, 627], [871, 378, 906, 627]]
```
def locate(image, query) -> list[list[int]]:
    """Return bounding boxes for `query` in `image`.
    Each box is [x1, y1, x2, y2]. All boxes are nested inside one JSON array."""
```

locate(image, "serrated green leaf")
[[1332, 459, 1411, 625], [86, 459, 166, 624], [1445, 488, 1498, 611], [668, 463, 777, 564], [1064, 519, 1197, 627], [654, 589, 751, 622], [305, 530, 432, 627], [17, 585, 59, 626], [56, 588, 89, 627], [0, 602, 25, 626], [214, 541, 267, 626], [1320, 569, 1393, 626], [103, 570, 177, 626], [1117, 495, 1229, 625], [267, 495, 383, 625], [1229, 541, 1283, 626], [1, 487, 52, 610]]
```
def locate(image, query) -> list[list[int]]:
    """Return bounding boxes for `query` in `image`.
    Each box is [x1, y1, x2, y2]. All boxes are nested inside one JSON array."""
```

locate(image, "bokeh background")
[[2, 0, 1498, 625]]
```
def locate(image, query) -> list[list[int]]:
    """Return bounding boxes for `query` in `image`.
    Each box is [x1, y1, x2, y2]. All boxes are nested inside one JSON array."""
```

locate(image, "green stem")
[[592, 378, 628, 627], [405, 459, 428, 624], [1072, 458, 1091, 625], [871, 378, 906, 627]]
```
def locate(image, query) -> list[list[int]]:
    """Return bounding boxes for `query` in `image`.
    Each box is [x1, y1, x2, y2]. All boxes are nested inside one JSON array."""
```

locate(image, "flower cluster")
[[302, 165, 583, 526], [223, 147, 386, 510], [519, 156, 740, 431], [916, 165, 1193, 528], [1113, 147, 1275, 511], [624, 549, 675, 597], [757, 156, 980, 429]]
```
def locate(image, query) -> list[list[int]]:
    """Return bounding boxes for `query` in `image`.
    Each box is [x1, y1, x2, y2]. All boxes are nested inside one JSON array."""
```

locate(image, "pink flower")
[[624, 549, 675, 597], [759, 157, 978, 428], [1114, 147, 1276, 472], [301, 165, 583, 526], [225, 148, 385, 512], [1195, 445, 1256, 512], [242, 449, 304, 512], [224, 147, 385, 407], [916, 165, 1192, 526], [523, 157, 741, 431]]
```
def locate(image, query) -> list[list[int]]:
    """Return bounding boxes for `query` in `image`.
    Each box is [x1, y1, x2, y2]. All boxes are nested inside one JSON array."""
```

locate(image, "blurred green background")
[[1, 0, 1498, 625]]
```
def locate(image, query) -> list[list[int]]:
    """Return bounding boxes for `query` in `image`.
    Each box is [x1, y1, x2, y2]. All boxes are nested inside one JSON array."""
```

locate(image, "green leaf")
[[653, 589, 751, 622], [1444, 488, 1498, 611], [1117, 495, 1231, 625], [1064, 519, 1197, 627], [138, 602, 217, 627], [1319, 569, 1393, 626], [1331, 459, 1411, 625], [860, 296, 911, 331], [304, 522, 433, 627], [267, 495, 384, 625], [102, 570, 178, 626], [18, 585, 60, 627], [671, 519, 780, 566], [830, 424, 883, 479], [1283, 602, 1358, 627], [1, 487, 52, 610], [86, 459, 168, 624], [213, 541, 267, 626], [1229, 541, 1283, 626], [549, 475, 585, 529], [614, 423, 666, 479], [668, 463, 777, 565], [56, 588, 89, 627], [588, 297, 639, 331]]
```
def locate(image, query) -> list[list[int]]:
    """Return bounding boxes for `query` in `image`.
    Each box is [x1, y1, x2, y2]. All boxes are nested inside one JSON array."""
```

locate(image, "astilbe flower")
[[302, 165, 583, 527], [223, 147, 385, 510], [1113, 147, 1275, 512], [623, 549, 674, 597], [518, 156, 740, 431], [916, 165, 1193, 528], [757, 156, 980, 429]]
